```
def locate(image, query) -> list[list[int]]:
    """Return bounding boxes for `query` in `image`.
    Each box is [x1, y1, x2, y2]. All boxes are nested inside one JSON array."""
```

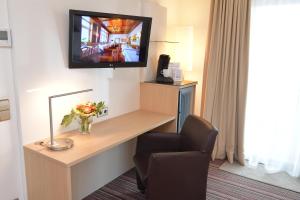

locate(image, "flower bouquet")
[[61, 101, 106, 134]]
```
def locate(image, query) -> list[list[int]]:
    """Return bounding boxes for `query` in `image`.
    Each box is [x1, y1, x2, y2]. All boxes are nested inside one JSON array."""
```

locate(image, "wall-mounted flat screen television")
[[69, 10, 152, 68]]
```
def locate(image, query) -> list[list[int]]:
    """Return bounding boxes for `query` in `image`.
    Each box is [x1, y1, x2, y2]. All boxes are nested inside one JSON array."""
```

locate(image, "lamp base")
[[46, 138, 74, 151]]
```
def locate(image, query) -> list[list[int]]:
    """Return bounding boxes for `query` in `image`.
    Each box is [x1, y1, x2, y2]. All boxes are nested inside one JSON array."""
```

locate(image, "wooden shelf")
[[24, 110, 175, 167], [150, 40, 180, 44], [143, 80, 197, 89]]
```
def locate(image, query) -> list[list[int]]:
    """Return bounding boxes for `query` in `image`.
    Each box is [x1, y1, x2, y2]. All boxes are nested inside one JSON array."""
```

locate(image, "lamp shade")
[[166, 26, 194, 71]]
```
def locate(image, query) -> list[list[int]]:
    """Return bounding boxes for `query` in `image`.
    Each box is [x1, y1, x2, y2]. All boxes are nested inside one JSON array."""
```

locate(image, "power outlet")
[[0, 28, 12, 47], [100, 106, 108, 117]]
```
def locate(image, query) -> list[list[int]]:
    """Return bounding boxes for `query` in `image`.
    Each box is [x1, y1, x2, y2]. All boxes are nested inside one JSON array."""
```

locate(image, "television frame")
[[69, 9, 152, 68]]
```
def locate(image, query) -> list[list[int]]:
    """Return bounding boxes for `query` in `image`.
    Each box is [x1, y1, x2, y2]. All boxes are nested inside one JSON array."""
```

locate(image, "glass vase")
[[78, 117, 93, 135]]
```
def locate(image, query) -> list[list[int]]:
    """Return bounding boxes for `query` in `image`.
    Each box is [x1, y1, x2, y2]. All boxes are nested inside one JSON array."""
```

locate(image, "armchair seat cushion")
[[133, 154, 150, 182]]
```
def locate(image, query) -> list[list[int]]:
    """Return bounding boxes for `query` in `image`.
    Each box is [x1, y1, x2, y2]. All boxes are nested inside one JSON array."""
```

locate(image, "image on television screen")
[[80, 16, 143, 63]]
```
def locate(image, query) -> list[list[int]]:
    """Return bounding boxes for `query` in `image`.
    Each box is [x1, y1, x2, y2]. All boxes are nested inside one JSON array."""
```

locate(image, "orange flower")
[[82, 106, 92, 114]]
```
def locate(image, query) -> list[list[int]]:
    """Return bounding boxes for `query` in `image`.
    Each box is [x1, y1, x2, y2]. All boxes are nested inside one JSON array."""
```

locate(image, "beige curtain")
[[201, 0, 251, 164]]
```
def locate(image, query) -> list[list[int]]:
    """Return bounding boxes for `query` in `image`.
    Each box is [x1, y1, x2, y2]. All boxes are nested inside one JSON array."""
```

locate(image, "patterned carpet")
[[84, 160, 300, 200]]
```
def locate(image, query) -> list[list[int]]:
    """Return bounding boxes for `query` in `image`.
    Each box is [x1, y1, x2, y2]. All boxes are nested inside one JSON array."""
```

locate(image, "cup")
[[163, 68, 172, 77]]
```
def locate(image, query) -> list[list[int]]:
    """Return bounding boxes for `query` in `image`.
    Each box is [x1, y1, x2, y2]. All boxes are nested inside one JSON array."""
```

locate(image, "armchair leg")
[[135, 171, 145, 193]]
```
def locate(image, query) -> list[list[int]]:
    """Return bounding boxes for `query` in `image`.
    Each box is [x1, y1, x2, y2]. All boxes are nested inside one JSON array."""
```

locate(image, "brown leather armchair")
[[133, 115, 218, 200]]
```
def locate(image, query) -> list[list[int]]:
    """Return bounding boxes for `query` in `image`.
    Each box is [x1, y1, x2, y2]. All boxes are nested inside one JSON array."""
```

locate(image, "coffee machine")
[[155, 54, 174, 84]]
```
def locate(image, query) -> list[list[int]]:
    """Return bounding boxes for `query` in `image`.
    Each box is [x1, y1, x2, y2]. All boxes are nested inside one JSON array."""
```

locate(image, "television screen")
[[69, 10, 152, 68]]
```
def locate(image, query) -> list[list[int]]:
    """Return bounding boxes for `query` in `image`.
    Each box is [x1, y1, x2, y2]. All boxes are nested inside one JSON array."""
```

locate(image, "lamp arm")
[[49, 97, 54, 145]]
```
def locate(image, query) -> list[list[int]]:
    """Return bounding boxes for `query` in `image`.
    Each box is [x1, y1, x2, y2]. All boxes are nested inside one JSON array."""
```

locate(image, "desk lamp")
[[46, 89, 93, 151]]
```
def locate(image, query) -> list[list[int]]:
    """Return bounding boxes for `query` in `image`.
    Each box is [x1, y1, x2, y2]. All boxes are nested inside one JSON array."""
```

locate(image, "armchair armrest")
[[135, 132, 181, 155], [146, 151, 210, 200]]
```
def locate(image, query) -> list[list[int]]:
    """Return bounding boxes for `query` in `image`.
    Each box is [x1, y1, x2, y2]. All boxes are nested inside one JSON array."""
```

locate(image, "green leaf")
[[96, 101, 105, 117], [61, 110, 76, 127]]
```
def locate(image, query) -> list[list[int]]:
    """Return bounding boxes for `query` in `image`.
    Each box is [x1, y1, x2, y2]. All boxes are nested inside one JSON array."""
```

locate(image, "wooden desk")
[[24, 110, 174, 200]]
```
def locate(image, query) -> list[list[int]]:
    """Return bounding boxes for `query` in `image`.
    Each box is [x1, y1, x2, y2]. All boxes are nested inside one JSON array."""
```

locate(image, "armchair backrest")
[[180, 115, 218, 155]]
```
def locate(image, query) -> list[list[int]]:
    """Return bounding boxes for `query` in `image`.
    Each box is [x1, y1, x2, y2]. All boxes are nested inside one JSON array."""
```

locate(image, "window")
[[100, 27, 108, 43], [244, 0, 300, 177], [81, 16, 91, 43]]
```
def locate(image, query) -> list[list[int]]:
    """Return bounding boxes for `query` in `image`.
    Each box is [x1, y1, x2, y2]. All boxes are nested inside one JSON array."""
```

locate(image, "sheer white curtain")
[[244, 0, 300, 177]]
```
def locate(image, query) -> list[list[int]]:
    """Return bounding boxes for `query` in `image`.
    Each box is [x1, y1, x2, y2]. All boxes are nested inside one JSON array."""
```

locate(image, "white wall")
[[154, 0, 211, 115], [8, 0, 143, 145], [0, 0, 9, 98], [140, 0, 168, 81], [5, 0, 167, 199], [0, 0, 24, 199]]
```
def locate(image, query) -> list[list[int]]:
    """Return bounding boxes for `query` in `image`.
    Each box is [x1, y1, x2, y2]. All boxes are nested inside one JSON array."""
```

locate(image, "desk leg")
[[24, 148, 72, 200]]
